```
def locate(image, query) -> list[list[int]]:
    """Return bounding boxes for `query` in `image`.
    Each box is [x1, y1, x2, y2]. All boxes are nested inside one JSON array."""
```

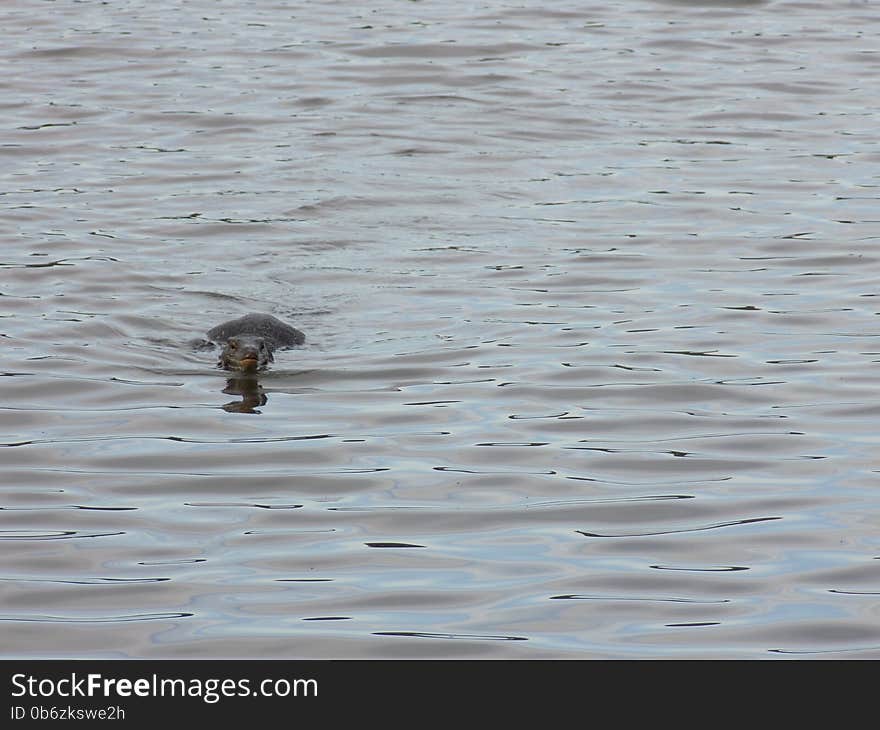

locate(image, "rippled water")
[[3, 0, 880, 658]]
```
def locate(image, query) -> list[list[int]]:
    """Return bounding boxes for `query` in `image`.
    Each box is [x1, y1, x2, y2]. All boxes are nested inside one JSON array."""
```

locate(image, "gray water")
[[3, 0, 880, 659]]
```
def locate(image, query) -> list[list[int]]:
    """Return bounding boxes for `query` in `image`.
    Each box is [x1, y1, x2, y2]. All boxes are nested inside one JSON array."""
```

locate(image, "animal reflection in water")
[[221, 376, 267, 414], [201, 313, 306, 414]]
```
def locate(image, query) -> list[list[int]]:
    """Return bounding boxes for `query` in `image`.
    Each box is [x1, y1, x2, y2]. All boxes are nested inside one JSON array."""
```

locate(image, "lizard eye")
[[228, 340, 238, 349]]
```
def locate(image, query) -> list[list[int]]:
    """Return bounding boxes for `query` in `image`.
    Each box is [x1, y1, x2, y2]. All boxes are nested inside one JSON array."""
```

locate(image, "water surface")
[[3, 0, 880, 658]]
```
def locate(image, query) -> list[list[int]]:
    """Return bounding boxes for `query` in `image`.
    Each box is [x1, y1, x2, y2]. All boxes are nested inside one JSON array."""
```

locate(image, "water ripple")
[[0, 530, 125, 541], [0, 613, 192, 623], [577, 516, 781, 538]]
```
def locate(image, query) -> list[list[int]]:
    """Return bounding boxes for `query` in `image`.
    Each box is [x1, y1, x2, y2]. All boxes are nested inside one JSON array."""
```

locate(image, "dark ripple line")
[[404, 400, 461, 406], [374, 631, 527, 641], [769, 645, 880, 656], [17, 121, 78, 130], [0, 404, 200, 413], [0, 374, 180, 388], [528, 495, 693, 507], [570, 430, 801, 446], [0, 612, 191, 623], [650, 565, 749, 572], [715, 378, 786, 386], [566, 475, 731, 486], [185, 502, 303, 509], [0, 530, 125, 540], [434, 466, 556, 475], [551, 594, 730, 604], [329, 506, 426, 512], [1, 432, 449, 447], [508, 412, 569, 419], [577, 516, 781, 538], [476, 441, 549, 447], [23, 467, 390, 477], [0, 577, 169, 585], [0, 505, 136, 511], [108, 377, 184, 386], [166, 434, 332, 444], [1, 259, 74, 268], [828, 589, 880, 595], [330, 495, 693, 513], [663, 350, 737, 358], [243, 528, 335, 535]]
